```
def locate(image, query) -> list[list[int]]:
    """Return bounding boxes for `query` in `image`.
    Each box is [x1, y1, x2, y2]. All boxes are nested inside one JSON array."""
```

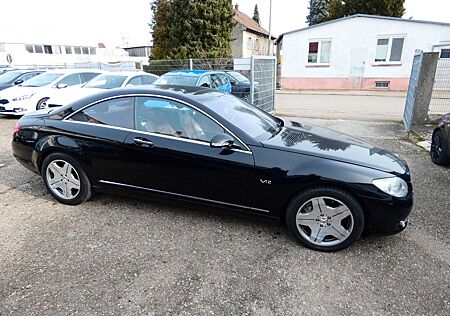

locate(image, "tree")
[[306, 0, 330, 26], [253, 4, 260, 25], [327, 0, 405, 21], [169, 0, 235, 59], [150, 0, 173, 59]]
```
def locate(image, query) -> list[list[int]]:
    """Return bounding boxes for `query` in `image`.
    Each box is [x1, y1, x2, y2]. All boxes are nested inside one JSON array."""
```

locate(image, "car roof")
[[163, 70, 226, 77], [43, 68, 105, 74], [99, 71, 157, 77]]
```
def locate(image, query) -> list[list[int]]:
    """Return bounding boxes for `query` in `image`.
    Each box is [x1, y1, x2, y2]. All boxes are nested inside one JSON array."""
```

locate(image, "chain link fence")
[[144, 56, 276, 112], [429, 57, 450, 114]]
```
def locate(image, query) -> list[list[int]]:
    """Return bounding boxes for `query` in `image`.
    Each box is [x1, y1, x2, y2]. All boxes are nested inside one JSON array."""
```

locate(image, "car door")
[[210, 74, 231, 94], [123, 96, 256, 208], [63, 97, 135, 183]]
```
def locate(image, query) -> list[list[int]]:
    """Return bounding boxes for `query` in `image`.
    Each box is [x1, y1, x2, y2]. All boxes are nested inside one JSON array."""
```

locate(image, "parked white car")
[[0, 69, 103, 116], [44, 71, 159, 108]]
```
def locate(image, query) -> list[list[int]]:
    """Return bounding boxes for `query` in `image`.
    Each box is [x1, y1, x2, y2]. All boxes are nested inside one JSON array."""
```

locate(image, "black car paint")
[[433, 113, 450, 159], [12, 86, 413, 232]]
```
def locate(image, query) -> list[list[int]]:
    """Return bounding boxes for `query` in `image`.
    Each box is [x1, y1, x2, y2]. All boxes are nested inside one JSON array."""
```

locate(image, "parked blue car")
[[154, 70, 232, 94]]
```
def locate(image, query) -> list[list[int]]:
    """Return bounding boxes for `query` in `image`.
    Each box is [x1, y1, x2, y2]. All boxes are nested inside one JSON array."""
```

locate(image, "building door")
[[349, 47, 367, 89]]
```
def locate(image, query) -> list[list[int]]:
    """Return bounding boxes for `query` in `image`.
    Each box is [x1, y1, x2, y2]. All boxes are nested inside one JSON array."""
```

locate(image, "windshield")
[[154, 74, 198, 86], [227, 71, 249, 82], [84, 74, 127, 89], [22, 73, 63, 87], [201, 94, 282, 141], [0, 71, 23, 84]]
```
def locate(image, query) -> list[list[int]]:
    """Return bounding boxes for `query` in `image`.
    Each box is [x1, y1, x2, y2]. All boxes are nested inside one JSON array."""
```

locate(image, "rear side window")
[[58, 73, 82, 86], [141, 75, 157, 85], [126, 76, 143, 86], [81, 72, 100, 82], [69, 97, 134, 129]]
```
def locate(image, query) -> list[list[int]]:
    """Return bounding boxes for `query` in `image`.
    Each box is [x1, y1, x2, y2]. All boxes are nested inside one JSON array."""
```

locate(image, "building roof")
[[280, 14, 450, 38], [234, 9, 275, 39]]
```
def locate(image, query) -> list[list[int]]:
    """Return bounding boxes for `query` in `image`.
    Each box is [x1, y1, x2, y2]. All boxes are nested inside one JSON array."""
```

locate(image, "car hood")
[[47, 88, 102, 106], [262, 120, 409, 175], [0, 85, 46, 99]]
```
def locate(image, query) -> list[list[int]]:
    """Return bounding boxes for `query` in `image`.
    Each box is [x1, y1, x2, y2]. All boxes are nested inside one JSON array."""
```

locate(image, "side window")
[[20, 73, 39, 82], [69, 97, 134, 129], [197, 75, 211, 88], [81, 72, 100, 82], [126, 76, 143, 86], [135, 97, 224, 142], [219, 74, 229, 86], [58, 73, 82, 86], [210, 74, 227, 88], [141, 75, 157, 85]]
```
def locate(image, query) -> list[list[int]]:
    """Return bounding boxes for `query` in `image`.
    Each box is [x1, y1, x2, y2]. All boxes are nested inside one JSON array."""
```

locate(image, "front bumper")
[[0, 99, 33, 116], [361, 192, 413, 234]]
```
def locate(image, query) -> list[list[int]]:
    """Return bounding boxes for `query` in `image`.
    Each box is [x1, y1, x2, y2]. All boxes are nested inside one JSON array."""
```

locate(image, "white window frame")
[[373, 35, 406, 66], [247, 37, 253, 50], [307, 38, 332, 65]]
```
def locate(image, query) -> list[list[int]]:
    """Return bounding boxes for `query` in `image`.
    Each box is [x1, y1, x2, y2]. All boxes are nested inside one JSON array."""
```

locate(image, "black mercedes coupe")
[[12, 86, 413, 251]]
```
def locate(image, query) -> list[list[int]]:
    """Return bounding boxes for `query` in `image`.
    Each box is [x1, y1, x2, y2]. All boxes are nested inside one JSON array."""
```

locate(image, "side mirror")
[[56, 83, 68, 89], [210, 133, 234, 149], [14, 79, 24, 85]]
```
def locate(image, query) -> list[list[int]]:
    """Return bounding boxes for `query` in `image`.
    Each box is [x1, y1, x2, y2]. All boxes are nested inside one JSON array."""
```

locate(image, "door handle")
[[133, 137, 154, 148]]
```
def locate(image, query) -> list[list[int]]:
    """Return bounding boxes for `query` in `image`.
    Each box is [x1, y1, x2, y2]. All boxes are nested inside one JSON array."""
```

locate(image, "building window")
[[74, 46, 82, 54], [375, 81, 390, 89], [34, 45, 43, 54], [441, 49, 450, 59], [375, 36, 405, 63], [89, 47, 96, 55], [53, 45, 62, 54], [308, 40, 331, 64], [255, 39, 260, 51], [247, 37, 253, 50], [44, 45, 53, 54], [82, 47, 89, 54], [65, 46, 73, 54], [25, 44, 34, 53]]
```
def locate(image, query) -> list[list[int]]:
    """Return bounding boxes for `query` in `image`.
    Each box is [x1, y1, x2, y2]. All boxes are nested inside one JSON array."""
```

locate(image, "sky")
[[0, 0, 449, 48]]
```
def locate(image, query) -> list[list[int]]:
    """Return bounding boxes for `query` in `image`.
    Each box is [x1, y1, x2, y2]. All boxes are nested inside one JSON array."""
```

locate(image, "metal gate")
[[145, 56, 277, 113], [403, 50, 423, 132], [429, 56, 450, 114], [250, 56, 277, 113]]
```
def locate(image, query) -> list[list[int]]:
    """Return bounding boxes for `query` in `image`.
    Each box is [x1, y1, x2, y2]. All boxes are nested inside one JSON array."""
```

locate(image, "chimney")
[[235, 3, 239, 11]]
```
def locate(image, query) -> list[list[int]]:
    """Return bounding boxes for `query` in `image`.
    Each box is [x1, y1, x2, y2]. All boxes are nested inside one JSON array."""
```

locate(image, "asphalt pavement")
[[0, 115, 449, 315]]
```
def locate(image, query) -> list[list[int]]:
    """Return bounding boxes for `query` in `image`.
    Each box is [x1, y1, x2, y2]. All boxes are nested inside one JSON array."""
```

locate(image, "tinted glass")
[[390, 38, 404, 62], [58, 73, 82, 86], [21, 73, 63, 87], [141, 75, 157, 85], [70, 97, 134, 129], [227, 71, 249, 82], [197, 75, 211, 88], [84, 74, 127, 89], [154, 74, 198, 86], [126, 76, 143, 86], [0, 71, 22, 84], [135, 97, 223, 142], [201, 94, 280, 141], [210, 74, 224, 88], [80, 72, 100, 82], [19, 72, 40, 82]]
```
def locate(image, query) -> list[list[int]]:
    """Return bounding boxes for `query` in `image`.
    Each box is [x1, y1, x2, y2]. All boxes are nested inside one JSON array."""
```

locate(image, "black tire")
[[286, 187, 364, 252], [431, 129, 450, 166], [36, 98, 49, 110], [41, 152, 92, 205], [242, 93, 250, 102]]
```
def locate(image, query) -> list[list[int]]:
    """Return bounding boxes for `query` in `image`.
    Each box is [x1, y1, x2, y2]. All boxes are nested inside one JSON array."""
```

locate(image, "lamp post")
[[267, 0, 273, 55]]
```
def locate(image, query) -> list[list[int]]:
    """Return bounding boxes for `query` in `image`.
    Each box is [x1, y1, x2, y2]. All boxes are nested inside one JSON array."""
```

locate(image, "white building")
[[0, 32, 149, 69], [278, 14, 450, 91]]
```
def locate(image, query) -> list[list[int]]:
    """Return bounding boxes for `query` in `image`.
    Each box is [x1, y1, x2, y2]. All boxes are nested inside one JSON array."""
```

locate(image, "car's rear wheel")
[[286, 187, 364, 252], [41, 153, 91, 205], [36, 98, 49, 110], [431, 129, 450, 165]]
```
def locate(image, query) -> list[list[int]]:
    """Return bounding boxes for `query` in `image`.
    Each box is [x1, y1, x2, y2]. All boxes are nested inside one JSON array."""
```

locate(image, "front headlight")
[[12, 94, 34, 101], [372, 177, 408, 198]]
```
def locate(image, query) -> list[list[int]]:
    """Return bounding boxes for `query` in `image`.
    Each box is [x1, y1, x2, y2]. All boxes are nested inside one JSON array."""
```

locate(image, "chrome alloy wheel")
[[46, 160, 81, 200], [296, 197, 354, 246]]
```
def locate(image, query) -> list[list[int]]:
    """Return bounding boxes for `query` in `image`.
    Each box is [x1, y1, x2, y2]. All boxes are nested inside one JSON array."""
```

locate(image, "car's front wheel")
[[36, 98, 49, 110], [41, 153, 92, 205], [286, 187, 364, 252], [431, 129, 450, 165]]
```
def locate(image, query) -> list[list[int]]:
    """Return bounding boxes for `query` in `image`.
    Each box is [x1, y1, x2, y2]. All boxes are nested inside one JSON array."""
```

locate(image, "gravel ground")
[[0, 115, 449, 315]]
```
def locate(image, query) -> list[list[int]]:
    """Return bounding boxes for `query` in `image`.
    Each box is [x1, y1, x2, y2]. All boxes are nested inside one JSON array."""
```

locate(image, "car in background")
[[224, 71, 252, 102], [44, 71, 159, 108], [431, 113, 450, 165], [12, 86, 413, 252], [154, 70, 232, 94], [0, 70, 44, 91], [0, 69, 103, 115]]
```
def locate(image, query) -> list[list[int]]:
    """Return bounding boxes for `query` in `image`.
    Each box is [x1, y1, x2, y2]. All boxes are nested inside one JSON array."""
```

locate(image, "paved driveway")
[[0, 116, 449, 315], [276, 92, 406, 122]]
